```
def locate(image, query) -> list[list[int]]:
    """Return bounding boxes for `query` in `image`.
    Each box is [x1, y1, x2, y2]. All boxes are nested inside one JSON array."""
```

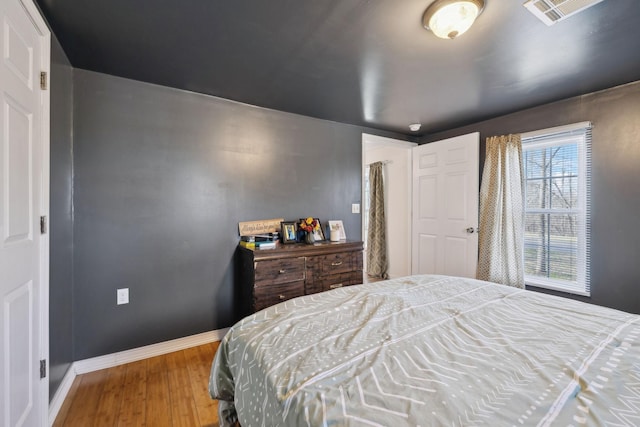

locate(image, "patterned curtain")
[[366, 162, 388, 279], [477, 134, 525, 288]]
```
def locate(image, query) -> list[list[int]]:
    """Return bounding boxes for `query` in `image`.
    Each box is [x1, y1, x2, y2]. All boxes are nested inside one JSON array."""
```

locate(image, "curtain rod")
[[366, 160, 393, 166]]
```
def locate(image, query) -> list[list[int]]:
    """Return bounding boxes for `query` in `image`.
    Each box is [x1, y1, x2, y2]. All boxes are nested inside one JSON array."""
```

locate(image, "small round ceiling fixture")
[[409, 123, 422, 132], [423, 0, 485, 40]]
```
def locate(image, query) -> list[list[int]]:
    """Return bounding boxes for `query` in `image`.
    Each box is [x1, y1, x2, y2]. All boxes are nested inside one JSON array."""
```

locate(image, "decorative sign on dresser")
[[236, 241, 364, 318]]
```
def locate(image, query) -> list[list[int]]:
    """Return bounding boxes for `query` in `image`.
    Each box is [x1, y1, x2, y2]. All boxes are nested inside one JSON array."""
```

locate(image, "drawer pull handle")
[[279, 269, 286, 274], [331, 261, 343, 266], [330, 284, 343, 289], [279, 294, 286, 300]]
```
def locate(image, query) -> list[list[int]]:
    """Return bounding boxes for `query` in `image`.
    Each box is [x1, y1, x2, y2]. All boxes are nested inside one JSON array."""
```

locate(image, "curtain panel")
[[366, 162, 388, 279], [477, 134, 525, 288]]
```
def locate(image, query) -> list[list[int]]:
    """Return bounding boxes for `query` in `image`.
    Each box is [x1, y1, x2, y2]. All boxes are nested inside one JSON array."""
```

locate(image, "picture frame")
[[328, 220, 346, 240], [281, 221, 298, 244], [300, 218, 325, 242]]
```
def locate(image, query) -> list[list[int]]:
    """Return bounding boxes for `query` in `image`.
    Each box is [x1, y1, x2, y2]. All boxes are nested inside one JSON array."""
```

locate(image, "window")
[[521, 122, 591, 296]]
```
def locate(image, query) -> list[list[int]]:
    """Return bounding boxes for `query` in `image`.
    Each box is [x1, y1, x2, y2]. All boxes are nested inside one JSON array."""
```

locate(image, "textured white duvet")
[[210, 275, 640, 426]]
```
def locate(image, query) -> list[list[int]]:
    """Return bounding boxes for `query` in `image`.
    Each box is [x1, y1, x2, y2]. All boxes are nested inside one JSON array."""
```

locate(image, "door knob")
[[466, 227, 476, 234]]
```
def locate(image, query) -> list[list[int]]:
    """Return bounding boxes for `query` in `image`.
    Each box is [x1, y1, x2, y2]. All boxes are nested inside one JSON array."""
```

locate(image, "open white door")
[[412, 133, 479, 278], [0, 0, 50, 425]]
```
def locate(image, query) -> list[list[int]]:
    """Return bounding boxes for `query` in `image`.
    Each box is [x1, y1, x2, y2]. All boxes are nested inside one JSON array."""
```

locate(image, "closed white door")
[[0, 0, 49, 425], [412, 133, 479, 278]]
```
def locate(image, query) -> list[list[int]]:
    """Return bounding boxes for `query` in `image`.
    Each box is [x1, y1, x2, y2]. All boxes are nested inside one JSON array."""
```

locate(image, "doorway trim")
[[361, 134, 415, 279]]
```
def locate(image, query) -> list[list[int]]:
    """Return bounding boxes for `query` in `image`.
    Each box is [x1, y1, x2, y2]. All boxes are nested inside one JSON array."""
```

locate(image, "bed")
[[209, 274, 640, 426]]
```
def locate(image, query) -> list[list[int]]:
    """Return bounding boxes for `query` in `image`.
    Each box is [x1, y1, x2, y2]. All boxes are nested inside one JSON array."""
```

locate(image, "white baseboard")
[[48, 363, 77, 426], [48, 328, 229, 426], [73, 328, 229, 374]]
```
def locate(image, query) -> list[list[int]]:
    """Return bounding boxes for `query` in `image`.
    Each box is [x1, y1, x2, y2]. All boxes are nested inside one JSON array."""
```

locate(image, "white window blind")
[[521, 122, 591, 296]]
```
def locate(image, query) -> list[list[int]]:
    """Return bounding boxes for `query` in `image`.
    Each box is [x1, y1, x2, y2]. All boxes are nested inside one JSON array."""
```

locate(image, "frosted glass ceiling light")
[[423, 0, 485, 40]]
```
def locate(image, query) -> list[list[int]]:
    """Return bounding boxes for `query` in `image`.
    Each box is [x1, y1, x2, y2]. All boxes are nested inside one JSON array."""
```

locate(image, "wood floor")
[[53, 342, 220, 427], [363, 274, 385, 284]]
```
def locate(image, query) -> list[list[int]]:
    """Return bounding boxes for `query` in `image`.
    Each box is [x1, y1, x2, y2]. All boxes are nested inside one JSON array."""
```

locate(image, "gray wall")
[[422, 81, 640, 314], [54, 52, 640, 390], [71, 69, 407, 360], [49, 35, 74, 399]]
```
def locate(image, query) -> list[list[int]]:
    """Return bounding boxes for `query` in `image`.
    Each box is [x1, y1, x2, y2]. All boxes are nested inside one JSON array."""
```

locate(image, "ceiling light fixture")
[[409, 123, 422, 132], [423, 0, 485, 40]]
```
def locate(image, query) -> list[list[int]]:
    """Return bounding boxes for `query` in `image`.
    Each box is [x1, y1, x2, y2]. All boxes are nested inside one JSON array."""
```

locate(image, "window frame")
[[521, 122, 591, 296]]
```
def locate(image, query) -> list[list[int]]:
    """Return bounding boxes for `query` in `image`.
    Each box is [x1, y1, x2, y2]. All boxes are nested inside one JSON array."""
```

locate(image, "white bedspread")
[[210, 275, 640, 426]]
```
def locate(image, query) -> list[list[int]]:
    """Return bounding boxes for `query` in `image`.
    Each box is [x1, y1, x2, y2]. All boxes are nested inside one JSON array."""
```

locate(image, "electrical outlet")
[[352, 203, 360, 214], [117, 288, 129, 305]]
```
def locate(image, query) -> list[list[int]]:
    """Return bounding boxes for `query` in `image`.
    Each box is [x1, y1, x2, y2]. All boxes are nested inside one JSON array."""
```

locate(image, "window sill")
[[525, 280, 590, 297]]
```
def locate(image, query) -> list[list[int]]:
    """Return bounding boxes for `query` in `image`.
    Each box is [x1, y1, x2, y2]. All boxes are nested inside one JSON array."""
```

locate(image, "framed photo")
[[281, 221, 298, 244], [328, 220, 346, 240], [300, 218, 325, 242]]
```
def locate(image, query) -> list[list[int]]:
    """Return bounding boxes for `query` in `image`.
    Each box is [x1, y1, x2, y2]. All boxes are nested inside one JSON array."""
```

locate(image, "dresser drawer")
[[254, 281, 305, 311], [321, 252, 354, 275], [255, 258, 305, 286], [318, 271, 362, 292]]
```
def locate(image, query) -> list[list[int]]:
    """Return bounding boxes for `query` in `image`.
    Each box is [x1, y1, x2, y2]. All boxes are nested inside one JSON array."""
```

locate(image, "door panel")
[[419, 152, 437, 168], [417, 235, 437, 274], [445, 237, 468, 277], [4, 20, 33, 88], [412, 133, 479, 278], [418, 175, 437, 219], [5, 281, 34, 427], [445, 146, 467, 164], [445, 173, 467, 220], [5, 99, 33, 243]]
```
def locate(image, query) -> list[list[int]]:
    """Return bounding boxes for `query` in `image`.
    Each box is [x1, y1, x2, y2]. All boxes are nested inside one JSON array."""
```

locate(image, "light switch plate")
[[352, 203, 360, 214]]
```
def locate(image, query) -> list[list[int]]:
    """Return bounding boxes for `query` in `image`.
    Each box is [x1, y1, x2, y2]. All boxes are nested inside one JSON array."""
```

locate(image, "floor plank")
[[93, 364, 127, 426], [145, 355, 174, 427], [61, 369, 108, 426], [52, 371, 81, 427], [117, 359, 147, 426], [185, 345, 218, 426], [166, 350, 200, 427], [54, 343, 219, 427]]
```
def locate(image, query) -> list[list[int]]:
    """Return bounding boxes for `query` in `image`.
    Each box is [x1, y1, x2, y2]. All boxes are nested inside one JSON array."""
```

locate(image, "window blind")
[[521, 122, 591, 296]]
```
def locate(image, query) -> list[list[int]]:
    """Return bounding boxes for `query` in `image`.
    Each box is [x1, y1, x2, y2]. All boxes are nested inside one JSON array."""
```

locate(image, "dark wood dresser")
[[236, 240, 363, 316]]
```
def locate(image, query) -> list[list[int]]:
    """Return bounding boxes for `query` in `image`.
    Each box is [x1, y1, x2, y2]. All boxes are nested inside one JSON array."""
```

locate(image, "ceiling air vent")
[[523, 0, 606, 26]]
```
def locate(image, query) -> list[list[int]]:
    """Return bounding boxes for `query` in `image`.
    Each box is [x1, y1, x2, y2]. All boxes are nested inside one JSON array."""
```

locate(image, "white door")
[[412, 133, 479, 278], [0, 0, 49, 425]]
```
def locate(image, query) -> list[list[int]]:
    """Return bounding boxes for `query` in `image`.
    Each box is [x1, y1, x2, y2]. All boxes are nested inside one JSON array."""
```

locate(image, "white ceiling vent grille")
[[523, 0, 606, 25]]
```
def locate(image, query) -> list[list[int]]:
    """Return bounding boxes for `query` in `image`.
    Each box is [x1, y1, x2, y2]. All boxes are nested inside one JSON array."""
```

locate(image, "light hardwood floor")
[[53, 342, 220, 426], [363, 274, 385, 284]]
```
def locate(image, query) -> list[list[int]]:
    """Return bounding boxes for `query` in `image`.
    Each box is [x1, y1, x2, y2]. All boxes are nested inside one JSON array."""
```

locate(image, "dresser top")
[[238, 240, 363, 261]]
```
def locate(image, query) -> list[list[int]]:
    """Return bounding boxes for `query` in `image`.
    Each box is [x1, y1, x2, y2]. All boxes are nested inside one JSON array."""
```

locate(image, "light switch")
[[352, 203, 360, 214]]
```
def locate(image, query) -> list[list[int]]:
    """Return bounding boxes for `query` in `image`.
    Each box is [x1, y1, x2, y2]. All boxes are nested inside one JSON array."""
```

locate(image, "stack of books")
[[239, 233, 279, 250]]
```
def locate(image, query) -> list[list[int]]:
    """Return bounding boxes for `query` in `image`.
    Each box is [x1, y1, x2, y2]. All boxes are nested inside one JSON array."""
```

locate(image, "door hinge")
[[40, 216, 47, 234], [40, 359, 47, 379], [40, 71, 47, 90]]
